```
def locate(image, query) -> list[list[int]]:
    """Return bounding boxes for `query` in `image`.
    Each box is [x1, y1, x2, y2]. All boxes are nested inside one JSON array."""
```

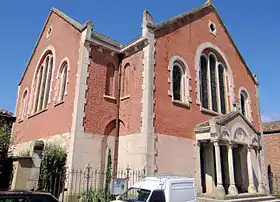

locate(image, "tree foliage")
[[0, 119, 12, 156], [104, 148, 112, 201], [38, 143, 67, 197]]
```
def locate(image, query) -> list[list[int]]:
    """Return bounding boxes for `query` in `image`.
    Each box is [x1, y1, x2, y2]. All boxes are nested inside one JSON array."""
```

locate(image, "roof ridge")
[[51, 7, 84, 31], [155, 2, 211, 30]]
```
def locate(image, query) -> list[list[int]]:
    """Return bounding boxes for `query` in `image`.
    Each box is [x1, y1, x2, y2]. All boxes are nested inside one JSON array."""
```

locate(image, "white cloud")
[[261, 113, 280, 122]]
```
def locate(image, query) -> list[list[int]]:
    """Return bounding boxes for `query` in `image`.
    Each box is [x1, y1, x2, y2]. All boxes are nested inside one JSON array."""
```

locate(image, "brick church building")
[[12, 0, 270, 199]]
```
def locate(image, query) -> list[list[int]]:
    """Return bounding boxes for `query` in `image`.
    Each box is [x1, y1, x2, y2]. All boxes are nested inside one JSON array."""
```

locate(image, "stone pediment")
[[195, 111, 260, 147]]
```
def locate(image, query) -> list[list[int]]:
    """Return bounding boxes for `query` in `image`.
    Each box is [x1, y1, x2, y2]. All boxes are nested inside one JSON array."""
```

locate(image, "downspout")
[[113, 53, 124, 177]]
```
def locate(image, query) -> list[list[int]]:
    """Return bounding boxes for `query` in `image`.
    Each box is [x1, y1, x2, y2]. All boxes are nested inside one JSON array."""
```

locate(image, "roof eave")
[[210, 7, 258, 85], [18, 8, 84, 85], [154, 2, 257, 85], [155, 2, 212, 31]]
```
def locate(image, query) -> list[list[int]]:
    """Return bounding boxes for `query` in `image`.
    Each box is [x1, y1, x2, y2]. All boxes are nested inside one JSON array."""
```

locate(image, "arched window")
[[122, 63, 132, 97], [239, 88, 252, 121], [172, 63, 183, 101], [218, 64, 226, 114], [200, 55, 208, 109], [20, 90, 28, 120], [105, 63, 116, 97], [209, 54, 217, 112], [34, 53, 53, 113], [199, 50, 228, 114], [168, 56, 191, 105], [58, 62, 68, 102]]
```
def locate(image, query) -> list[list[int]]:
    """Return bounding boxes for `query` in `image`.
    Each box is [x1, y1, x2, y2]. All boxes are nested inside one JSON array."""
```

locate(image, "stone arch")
[[195, 42, 235, 110], [231, 123, 250, 144], [220, 126, 231, 141], [238, 86, 253, 122], [251, 137, 259, 147], [55, 57, 71, 101], [100, 119, 125, 175], [168, 55, 191, 103], [29, 45, 56, 114]]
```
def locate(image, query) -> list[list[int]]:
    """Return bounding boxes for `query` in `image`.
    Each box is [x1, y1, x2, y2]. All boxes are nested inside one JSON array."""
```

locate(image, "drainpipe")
[[113, 53, 124, 178]]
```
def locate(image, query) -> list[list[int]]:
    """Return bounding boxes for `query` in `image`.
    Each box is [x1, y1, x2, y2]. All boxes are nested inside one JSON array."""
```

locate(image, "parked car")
[[0, 190, 58, 202], [111, 175, 197, 202]]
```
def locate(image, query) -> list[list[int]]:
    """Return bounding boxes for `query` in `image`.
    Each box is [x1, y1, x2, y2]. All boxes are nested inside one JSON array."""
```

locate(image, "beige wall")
[[156, 133, 195, 176], [71, 132, 115, 171], [118, 133, 148, 171], [13, 133, 70, 156]]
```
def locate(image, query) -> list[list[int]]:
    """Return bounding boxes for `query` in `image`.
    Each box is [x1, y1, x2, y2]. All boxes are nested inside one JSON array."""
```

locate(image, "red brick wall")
[[84, 46, 143, 136], [119, 51, 143, 135], [83, 45, 118, 135], [263, 133, 280, 178], [154, 7, 260, 139], [13, 12, 81, 143]]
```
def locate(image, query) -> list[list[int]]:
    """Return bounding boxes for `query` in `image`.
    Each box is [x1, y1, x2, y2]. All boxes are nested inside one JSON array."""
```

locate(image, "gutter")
[[113, 53, 124, 177]]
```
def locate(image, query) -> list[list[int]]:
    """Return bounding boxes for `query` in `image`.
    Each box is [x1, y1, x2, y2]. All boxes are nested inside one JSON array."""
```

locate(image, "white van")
[[112, 176, 197, 202]]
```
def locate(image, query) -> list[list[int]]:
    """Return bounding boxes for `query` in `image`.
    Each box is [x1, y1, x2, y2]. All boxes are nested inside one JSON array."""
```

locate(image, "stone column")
[[196, 141, 203, 195], [247, 145, 257, 193], [228, 142, 238, 196], [213, 140, 225, 199], [257, 147, 266, 194]]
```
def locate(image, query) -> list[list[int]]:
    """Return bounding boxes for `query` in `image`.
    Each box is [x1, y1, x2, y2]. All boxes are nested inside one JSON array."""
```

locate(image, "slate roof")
[[262, 121, 280, 134]]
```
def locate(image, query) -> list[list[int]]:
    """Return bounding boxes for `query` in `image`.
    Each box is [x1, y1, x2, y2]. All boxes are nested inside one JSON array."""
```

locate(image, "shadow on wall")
[[99, 119, 125, 179]]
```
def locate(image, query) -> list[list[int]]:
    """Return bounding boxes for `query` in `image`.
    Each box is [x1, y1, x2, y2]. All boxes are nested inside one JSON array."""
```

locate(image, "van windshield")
[[118, 188, 151, 202]]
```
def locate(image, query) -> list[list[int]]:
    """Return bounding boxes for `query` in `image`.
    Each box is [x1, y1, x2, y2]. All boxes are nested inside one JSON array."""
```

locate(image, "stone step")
[[197, 195, 278, 202]]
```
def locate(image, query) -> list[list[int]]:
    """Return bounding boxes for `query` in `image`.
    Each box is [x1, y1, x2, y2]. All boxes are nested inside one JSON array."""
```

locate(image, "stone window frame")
[[168, 55, 191, 107], [121, 63, 132, 99], [104, 63, 117, 100], [200, 52, 229, 115], [239, 87, 253, 123], [195, 42, 235, 115], [19, 88, 29, 121], [54, 57, 70, 104], [29, 45, 56, 116], [209, 21, 217, 36], [46, 25, 52, 39]]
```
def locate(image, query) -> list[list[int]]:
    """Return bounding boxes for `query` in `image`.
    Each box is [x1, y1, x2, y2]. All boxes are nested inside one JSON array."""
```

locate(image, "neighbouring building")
[[262, 121, 280, 193], [12, 0, 270, 199], [0, 109, 16, 190]]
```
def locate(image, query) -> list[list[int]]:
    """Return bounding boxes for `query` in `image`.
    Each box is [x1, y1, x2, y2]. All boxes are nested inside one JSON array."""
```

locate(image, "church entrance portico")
[[195, 111, 267, 200]]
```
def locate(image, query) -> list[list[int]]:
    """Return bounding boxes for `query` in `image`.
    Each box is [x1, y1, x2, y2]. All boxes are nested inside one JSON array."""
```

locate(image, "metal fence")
[[40, 166, 146, 202]]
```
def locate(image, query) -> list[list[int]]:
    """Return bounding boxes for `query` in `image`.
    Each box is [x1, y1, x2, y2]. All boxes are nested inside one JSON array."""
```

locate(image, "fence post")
[[86, 165, 91, 202]]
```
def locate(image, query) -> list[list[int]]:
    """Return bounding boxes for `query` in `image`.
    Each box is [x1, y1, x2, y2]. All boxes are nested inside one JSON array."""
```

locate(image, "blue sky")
[[0, 0, 279, 122]]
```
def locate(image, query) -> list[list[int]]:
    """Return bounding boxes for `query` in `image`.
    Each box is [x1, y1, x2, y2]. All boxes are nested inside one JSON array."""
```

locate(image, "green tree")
[[104, 148, 112, 202], [38, 143, 67, 197], [0, 118, 12, 157]]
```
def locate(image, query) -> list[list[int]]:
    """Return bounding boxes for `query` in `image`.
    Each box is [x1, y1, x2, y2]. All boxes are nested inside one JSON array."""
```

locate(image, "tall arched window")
[[58, 62, 68, 102], [34, 53, 53, 113], [200, 55, 208, 109], [200, 50, 228, 114], [105, 63, 116, 97], [218, 64, 226, 114], [239, 88, 252, 121], [209, 54, 217, 112], [172, 63, 183, 101], [20, 90, 28, 120]]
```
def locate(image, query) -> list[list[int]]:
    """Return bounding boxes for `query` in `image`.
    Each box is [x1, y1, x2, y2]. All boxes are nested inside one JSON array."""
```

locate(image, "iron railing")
[[39, 166, 146, 202]]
